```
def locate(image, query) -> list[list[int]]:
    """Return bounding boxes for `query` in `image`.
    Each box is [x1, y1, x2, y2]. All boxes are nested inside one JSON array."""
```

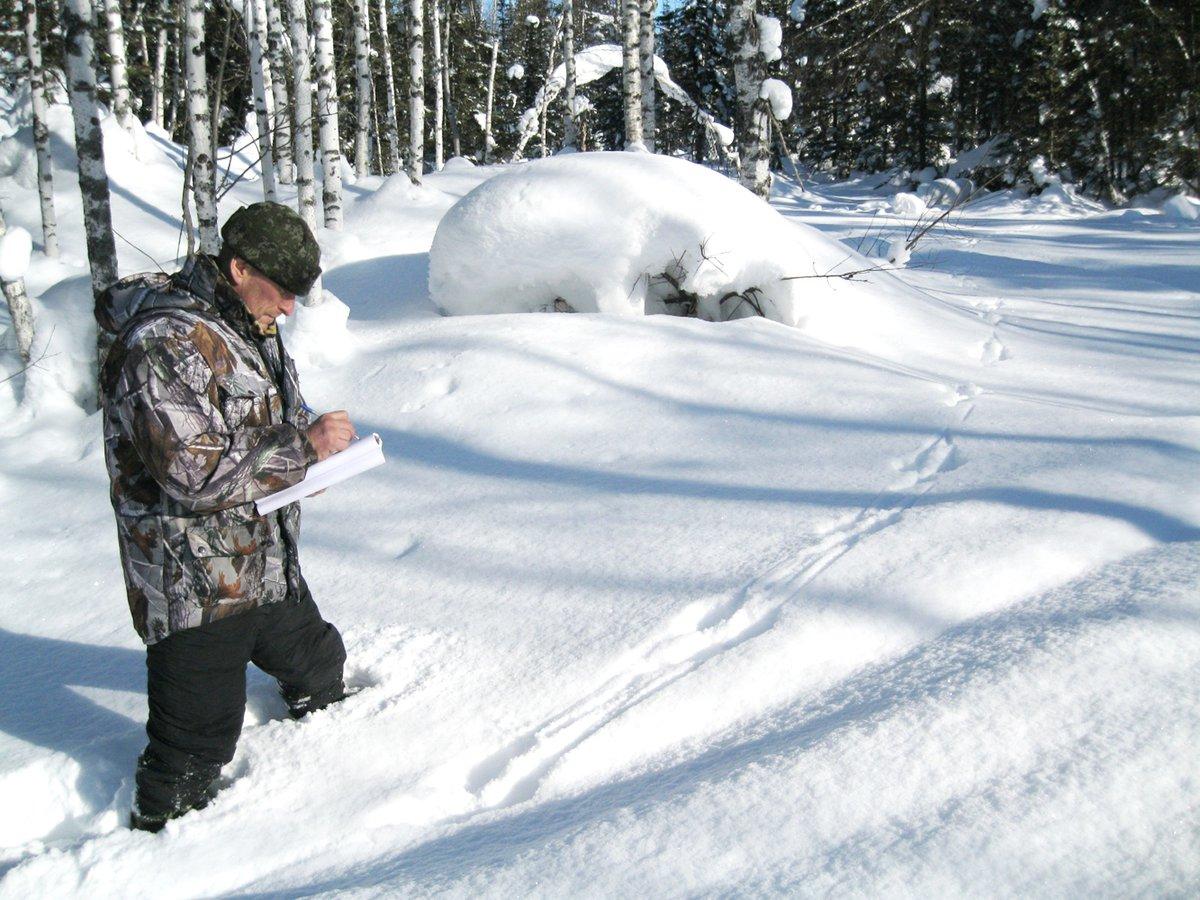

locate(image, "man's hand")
[[306, 411, 356, 461]]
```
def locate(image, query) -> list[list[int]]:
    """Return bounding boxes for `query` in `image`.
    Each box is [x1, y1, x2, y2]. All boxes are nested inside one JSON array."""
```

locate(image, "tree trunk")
[[210, 6, 234, 177], [562, 0, 578, 150], [246, 0, 277, 201], [430, 0, 444, 170], [167, 4, 183, 135], [377, 0, 403, 174], [482, 36, 498, 162], [24, 0, 59, 258], [353, 0, 373, 177], [638, 0, 656, 152], [729, 1, 771, 198], [313, 0, 343, 228], [285, 0, 323, 302], [442, 11, 460, 158], [102, 0, 137, 133], [406, 0, 425, 182], [185, 0, 219, 252], [264, 0, 294, 183], [621, 0, 643, 148], [0, 204, 35, 365], [150, 0, 169, 127], [63, 0, 120, 371]]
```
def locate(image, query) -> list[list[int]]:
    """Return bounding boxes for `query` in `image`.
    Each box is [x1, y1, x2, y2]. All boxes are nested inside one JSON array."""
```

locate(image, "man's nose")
[[280, 294, 296, 315]]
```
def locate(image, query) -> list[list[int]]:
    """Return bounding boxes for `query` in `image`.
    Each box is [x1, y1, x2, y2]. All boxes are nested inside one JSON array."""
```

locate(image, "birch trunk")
[[264, 0, 294, 183], [0, 204, 35, 365], [246, 0, 277, 201], [561, 0, 578, 151], [430, 0, 444, 170], [729, 1, 771, 198], [103, 0, 137, 134], [24, 0, 59, 258], [185, 0, 219, 252], [285, 0, 323, 303], [150, 0, 168, 127], [63, 0, 119, 371], [353, 0, 373, 177], [406, 0, 425, 183], [638, 0, 656, 152], [442, 12, 460, 158], [620, 0, 643, 148], [313, 0, 343, 229], [377, 0, 403, 174], [167, 6, 182, 135], [482, 36, 498, 162]]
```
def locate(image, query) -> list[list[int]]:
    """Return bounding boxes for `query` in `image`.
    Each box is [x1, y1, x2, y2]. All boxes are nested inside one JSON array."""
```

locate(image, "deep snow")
[[1, 95, 1198, 897]]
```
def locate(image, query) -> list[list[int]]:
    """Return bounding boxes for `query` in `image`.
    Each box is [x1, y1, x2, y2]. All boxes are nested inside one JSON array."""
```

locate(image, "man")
[[96, 202, 357, 832]]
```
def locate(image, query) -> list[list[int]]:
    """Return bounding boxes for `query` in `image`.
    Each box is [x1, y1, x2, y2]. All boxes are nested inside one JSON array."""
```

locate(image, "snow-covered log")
[[184, 0, 218, 253], [638, 0, 656, 152], [620, 0, 643, 148], [377, 0, 403, 174], [246, 0, 277, 201], [23, 0, 59, 258], [264, 0, 294, 184], [62, 0, 119, 307], [406, 0, 425, 183], [313, 0, 343, 229], [353, 0, 372, 177]]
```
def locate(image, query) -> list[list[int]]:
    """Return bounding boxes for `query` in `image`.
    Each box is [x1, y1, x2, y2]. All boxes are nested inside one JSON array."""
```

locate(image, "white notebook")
[[255, 433, 386, 515]]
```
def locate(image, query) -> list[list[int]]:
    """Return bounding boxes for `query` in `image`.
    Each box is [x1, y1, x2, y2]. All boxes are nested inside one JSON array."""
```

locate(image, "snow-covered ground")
[[1, 102, 1198, 896]]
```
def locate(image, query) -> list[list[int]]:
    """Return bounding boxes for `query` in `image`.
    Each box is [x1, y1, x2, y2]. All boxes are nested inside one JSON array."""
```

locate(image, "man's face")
[[228, 257, 296, 328]]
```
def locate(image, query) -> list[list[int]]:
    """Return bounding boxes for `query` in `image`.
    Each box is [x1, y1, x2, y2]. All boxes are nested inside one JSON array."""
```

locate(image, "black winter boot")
[[130, 749, 221, 832], [281, 678, 348, 719]]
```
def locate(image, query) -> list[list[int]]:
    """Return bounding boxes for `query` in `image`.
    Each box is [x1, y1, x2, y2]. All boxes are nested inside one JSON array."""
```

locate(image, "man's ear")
[[228, 256, 250, 287]]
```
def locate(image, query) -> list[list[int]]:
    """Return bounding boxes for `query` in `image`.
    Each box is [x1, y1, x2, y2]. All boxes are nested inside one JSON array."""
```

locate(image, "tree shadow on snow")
[[324, 254, 438, 321]]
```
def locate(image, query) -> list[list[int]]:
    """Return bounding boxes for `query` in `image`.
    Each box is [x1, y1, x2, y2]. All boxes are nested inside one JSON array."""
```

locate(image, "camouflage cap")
[[220, 202, 322, 296]]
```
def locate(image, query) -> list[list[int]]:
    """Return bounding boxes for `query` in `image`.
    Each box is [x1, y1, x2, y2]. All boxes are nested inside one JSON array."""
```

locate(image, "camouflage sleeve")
[[114, 327, 312, 513]]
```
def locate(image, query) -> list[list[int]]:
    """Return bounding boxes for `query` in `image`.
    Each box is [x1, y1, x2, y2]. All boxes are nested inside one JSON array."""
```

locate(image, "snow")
[[506, 63, 525, 80], [789, 0, 807, 24], [759, 78, 793, 120], [1, 85, 1200, 898], [0, 226, 31, 282], [756, 14, 783, 63], [1163, 193, 1199, 222]]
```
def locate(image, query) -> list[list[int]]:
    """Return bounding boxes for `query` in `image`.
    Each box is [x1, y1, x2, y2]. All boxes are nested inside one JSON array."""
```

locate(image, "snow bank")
[[429, 152, 978, 359], [1162, 193, 1199, 222]]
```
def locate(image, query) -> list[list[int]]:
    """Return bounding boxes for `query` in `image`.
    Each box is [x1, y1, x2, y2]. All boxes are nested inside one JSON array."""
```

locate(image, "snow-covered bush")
[[428, 152, 932, 355]]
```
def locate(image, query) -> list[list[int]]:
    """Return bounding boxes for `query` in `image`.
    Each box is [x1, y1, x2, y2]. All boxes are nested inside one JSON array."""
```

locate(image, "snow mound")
[[443, 156, 475, 170], [1162, 193, 1199, 222], [282, 291, 354, 369], [429, 152, 979, 359], [0, 226, 32, 281], [889, 191, 928, 218]]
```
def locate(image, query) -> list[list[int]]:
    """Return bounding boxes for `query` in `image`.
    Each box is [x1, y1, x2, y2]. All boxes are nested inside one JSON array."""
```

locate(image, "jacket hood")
[[95, 256, 244, 337]]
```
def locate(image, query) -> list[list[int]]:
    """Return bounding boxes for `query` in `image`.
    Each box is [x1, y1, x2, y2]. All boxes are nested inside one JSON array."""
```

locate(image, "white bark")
[[285, 0, 322, 303], [442, 11, 460, 158], [313, 0, 343, 229], [729, 1, 771, 198], [482, 36, 498, 163], [24, 0, 59, 258], [430, 0, 444, 170], [620, 0, 643, 148], [103, 0, 137, 133], [638, 0, 656, 152], [264, 0, 294, 183], [561, 0, 578, 150], [377, 0, 403, 174], [151, 0, 169, 127], [185, 0, 218, 253], [246, 0, 277, 201], [63, 0, 119, 306], [353, 0, 373, 177], [406, 0, 425, 182], [0, 204, 35, 365]]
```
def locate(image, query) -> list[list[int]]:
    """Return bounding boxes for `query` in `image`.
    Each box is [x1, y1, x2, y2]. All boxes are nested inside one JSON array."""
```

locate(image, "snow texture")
[[506, 63, 525, 80], [789, 0, 807, 24], [756, 15, 783, 62], [1163, 194, 1199, 222], [0, 226, 32, 282], [759, 78, 793, 120]]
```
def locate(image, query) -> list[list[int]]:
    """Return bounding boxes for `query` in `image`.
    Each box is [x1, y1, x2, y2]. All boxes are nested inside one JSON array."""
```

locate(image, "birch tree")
[[150, 0, 169, 128], [353, 0, 373, 177], [621, 0, 643, 148], [264, 0, 294, 183], [481, 32, 498, 162], [729, 1, 771, 198], [23, 0, 59, 258], [313, 0, 344, 229], [441, 12, 461, 158], [286, 0, 318, 236], [0, 204, 35, 365], [185, 0, 219, 253], [62, 0, 119, 309], [406, 0, 425, 182], [430, 0, 444, 170], [246, 0, 277, 201], [561, 0, 578, 151], [377, 0, 403, 173], [638, 0, 656, 152], [102, 0, 137, 134]]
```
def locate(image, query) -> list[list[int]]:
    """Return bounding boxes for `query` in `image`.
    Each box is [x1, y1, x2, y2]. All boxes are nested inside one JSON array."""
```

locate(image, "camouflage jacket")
[[97, 256, 317, 644]]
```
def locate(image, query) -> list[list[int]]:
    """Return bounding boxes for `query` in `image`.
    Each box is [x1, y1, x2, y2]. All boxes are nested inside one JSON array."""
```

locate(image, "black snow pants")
[[135, 580, 346, 822]]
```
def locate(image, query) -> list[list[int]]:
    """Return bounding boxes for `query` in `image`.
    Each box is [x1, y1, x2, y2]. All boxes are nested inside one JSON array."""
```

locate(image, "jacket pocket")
[[182, 516, 273, 608]]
